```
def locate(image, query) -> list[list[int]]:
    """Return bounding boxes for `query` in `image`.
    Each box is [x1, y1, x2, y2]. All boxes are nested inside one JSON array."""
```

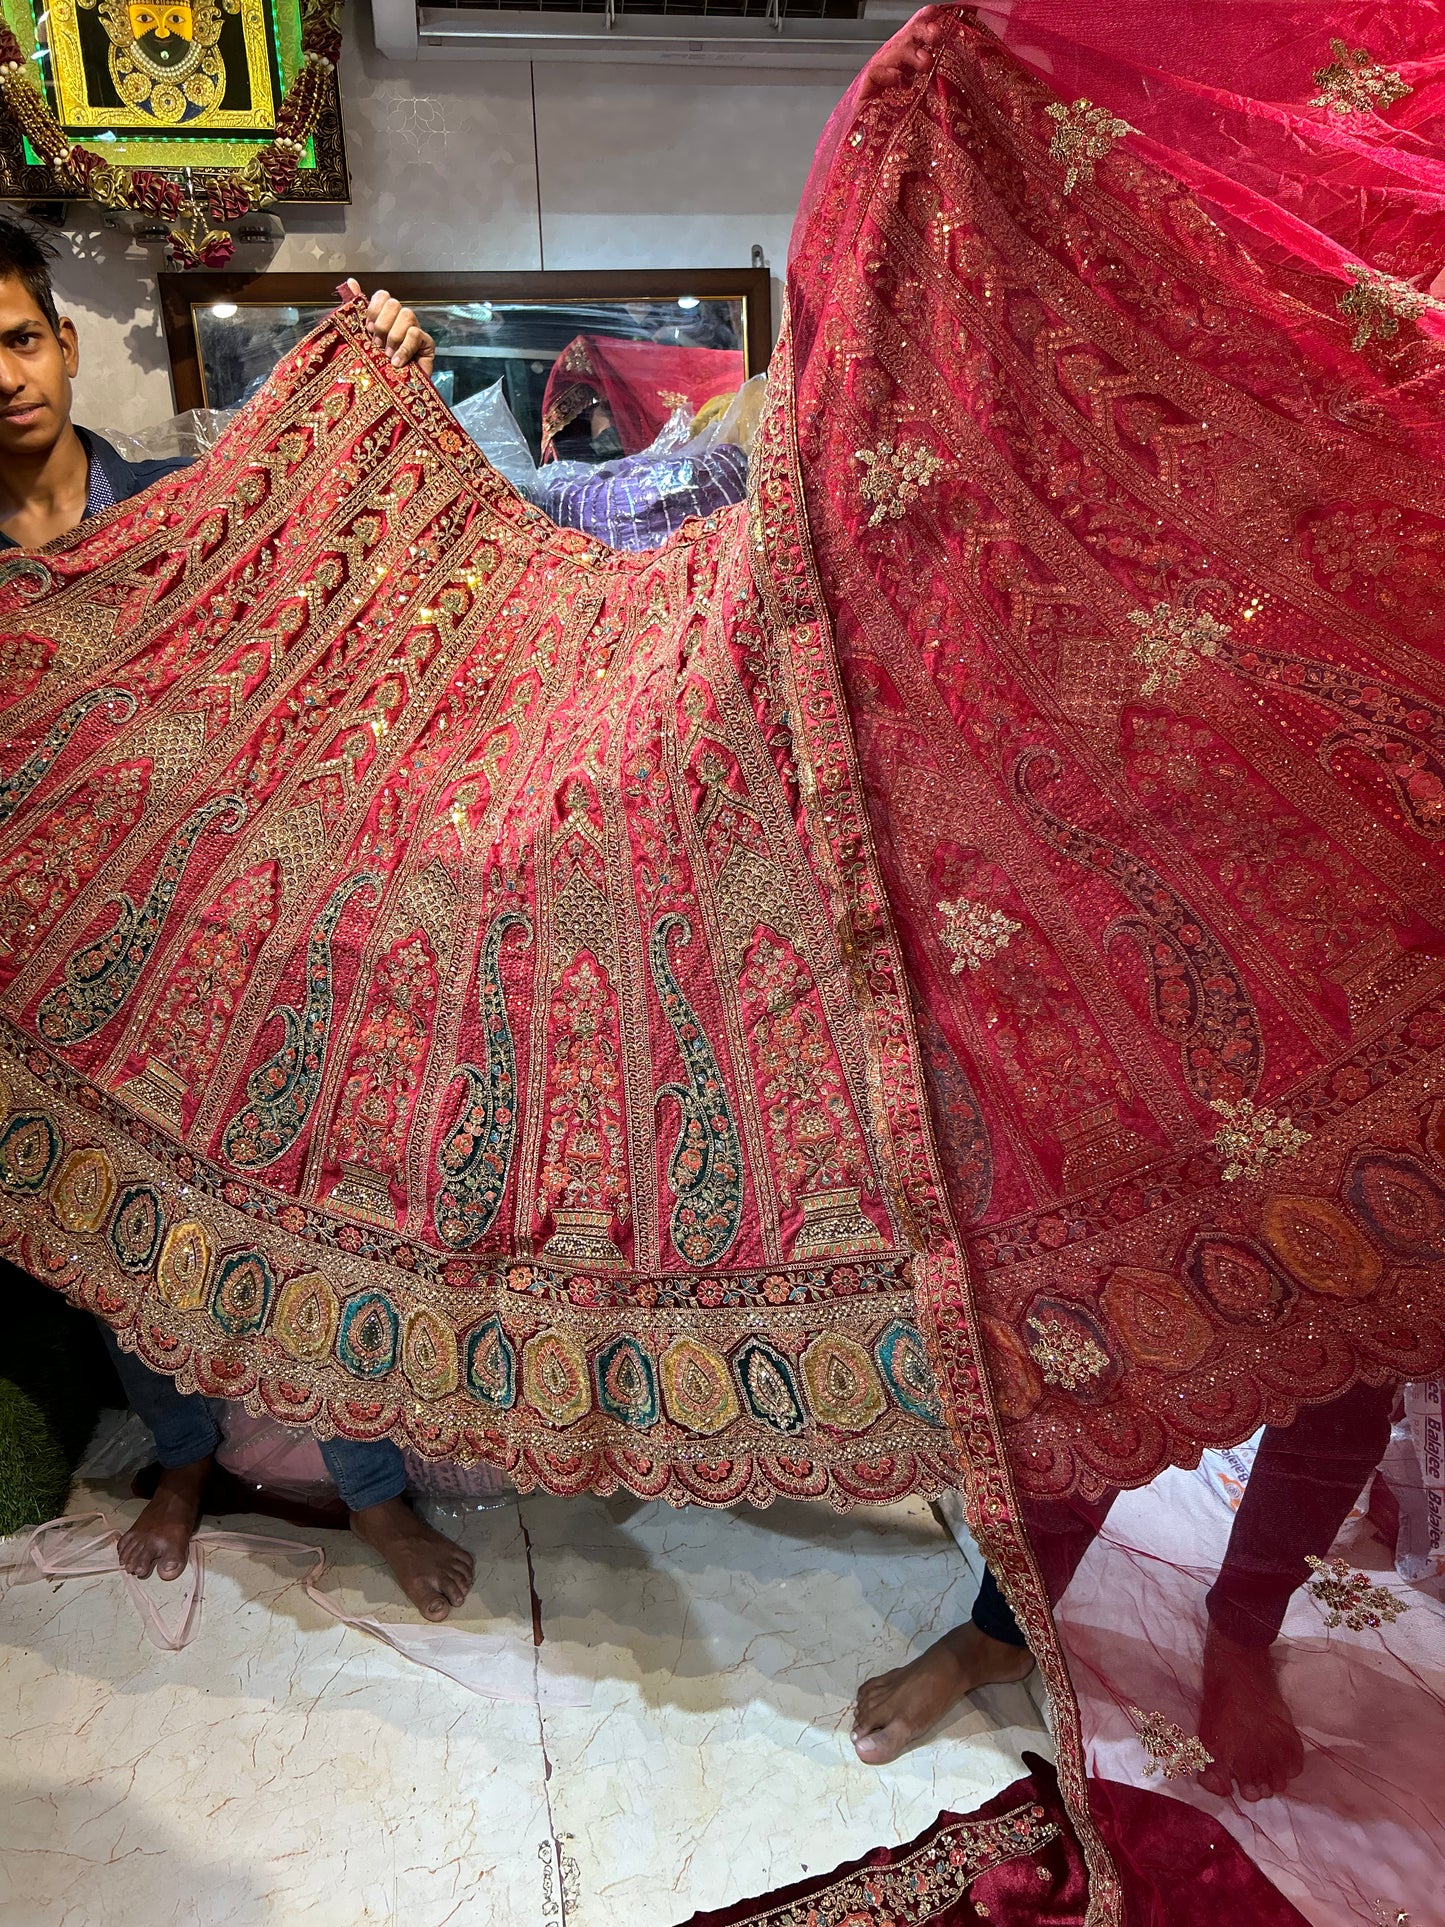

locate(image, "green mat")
[[0, 1265, 122, 1537]]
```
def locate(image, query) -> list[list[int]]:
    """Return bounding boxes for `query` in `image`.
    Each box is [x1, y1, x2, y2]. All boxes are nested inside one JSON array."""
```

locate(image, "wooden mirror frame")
[[157, 267, 774, 414]]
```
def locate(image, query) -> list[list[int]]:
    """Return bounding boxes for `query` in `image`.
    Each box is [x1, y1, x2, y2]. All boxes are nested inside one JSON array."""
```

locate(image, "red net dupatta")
[[781, 9, 1445, 1925]]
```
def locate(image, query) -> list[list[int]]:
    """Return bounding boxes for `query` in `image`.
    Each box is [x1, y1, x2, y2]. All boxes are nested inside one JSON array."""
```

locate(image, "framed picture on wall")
[[157, 268, 773, 467], [0, 0, 348, 203]]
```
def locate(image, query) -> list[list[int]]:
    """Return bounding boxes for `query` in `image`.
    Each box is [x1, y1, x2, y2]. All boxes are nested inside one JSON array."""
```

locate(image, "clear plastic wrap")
[[102, 409, 236, 464]]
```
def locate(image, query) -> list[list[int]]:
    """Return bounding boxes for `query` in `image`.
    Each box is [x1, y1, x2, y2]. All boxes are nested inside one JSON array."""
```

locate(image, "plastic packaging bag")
[[103, 408, 235, 464], [448, 380, 544, 499]]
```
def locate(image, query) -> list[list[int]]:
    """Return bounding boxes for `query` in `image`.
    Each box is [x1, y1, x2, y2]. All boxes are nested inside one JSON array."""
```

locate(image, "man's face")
[[128, 2, 195, 68], [0, 277, 78, 463]]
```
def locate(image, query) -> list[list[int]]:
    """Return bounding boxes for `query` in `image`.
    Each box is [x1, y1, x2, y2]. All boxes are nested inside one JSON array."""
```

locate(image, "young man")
[[0, 217, 473, 1621]]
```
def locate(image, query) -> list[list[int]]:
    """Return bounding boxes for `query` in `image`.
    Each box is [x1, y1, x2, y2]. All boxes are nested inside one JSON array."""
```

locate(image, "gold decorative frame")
[[0, 0, 347, 201]]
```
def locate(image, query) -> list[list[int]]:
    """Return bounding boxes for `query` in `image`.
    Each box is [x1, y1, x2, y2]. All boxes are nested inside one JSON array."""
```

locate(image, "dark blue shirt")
[[0, 426, 190, 549]]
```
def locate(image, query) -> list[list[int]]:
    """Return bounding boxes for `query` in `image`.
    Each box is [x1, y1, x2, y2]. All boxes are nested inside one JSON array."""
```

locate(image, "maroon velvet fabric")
[[672, 1757, 1309, 1927]]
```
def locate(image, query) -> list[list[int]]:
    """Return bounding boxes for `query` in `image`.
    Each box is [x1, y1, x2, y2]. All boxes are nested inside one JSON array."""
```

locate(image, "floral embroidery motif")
[[1014, 748, 1263, 1105], [1310, 40, 1412, 116], [740, 933, 870, 1210], [1209, 1097, 1311, 1183], [0, 688, 135, 830], [539, 951, 628, 1263], [1304, 1555, 1408, 1632], [1045, 97, 1133, 194], [1338, 268, 1445, 352], [134, 867, 278, 1102], [327, 932, 438, 1205], [1129, 1706, 1213, 1780], [854, 439, 945, 528], [434, 911, 532, 1248], [1127, 602, 1231, 696], [222, 873, 381, 1170], [937, 896, 1022, 974], [716, 1801, 1058, 1927], [651, 912, 745, 1266], [37, 794, 246, 1045], [1027, 1312, 1109, 1391]]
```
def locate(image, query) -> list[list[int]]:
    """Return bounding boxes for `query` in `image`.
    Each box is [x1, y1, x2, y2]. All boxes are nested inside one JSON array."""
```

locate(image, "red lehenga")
[[1, 4, 1443, 1921]]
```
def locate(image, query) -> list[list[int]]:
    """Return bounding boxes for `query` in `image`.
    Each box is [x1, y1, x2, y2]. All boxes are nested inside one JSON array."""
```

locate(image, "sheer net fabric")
[[785, 7, 1444, 1921]]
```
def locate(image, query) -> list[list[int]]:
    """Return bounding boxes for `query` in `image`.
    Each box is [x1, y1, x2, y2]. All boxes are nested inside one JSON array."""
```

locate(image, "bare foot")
[[1197, 1623, 1305, 1803], [349, 1497, 475, 1622], [117, 1456, 212, 1581], [852, 1622, 1035, 1765]]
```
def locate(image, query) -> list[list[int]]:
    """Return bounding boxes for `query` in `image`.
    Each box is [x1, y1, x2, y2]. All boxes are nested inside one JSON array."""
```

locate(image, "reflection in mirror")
[[192, 297, 749, 467]]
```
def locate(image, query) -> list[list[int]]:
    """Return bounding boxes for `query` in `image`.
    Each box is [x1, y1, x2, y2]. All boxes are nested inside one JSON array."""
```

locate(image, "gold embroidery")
[[792, 1187, 887, 1259], [1129, 1706, 1213, 1780], [1127, 602, 1231, 696], [115, 1056, 188, 1132], [1045, 98, 1133, 195], [1027, 1312, 1109, 1391], [329, 1161, 396, 1228], [707, 1799, 1059, 1927], [1209, 1097, 1311, 1182], [542, 1207, 626, 1267], [1338, 268, 1445, 352], [1304, 1555, 1408, 1632], [937, 896, 1021, 973], [854, 440, 945, 528], [1372, 1905, 1411, 1927], [1311, 41, 1411, 116]]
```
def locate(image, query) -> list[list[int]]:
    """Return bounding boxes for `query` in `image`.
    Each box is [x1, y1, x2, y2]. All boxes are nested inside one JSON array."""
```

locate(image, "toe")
[[853, 1720, 907, 1766], [157, 1554, 186, 1581], [1198, 1762, 1233, 1797], [423, 1591, 452, 1622]]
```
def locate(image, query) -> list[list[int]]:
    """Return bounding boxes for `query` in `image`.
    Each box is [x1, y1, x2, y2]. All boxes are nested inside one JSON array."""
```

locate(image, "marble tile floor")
[[0, 1438, 1049, 1927]]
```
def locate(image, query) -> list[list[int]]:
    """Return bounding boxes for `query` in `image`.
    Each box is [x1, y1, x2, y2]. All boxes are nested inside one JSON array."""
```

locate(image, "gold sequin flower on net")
[[854, 439, 946, 528], [1338, 267, 1445, 352], [1127, 601, 1231, 696], [937, 896, 1022, 974], [1044, 97, 1134, 195], [1305, 1555, 1408, 1633], [1209, 1097, 1311, 1182], [1128, 1706, 1213, 1780], [1026, 1313, 1109, 1392], [1311, 40, 1412, 116]]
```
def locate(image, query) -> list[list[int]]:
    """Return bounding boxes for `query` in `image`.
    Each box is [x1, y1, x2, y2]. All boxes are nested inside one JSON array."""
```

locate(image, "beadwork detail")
[[937, 897, 1022, 974], [1027, 1313, 1109, 1391], [1310, 40, 1412, 116], [854, 440, 945, 527], [1045, 97, 1133, 194], [706, 1800, 1058, 1927], [1338, 268, 1445, 352], [1304, 1555, 1408, 1632], [1209, 1098, 1311, 1183], [1129, 1706, 1213, 1780], [1128, 602, 1231, 695]]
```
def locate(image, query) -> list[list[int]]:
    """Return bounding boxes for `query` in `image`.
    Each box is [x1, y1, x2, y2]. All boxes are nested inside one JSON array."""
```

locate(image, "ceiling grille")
[[422, 0, 868, 16]]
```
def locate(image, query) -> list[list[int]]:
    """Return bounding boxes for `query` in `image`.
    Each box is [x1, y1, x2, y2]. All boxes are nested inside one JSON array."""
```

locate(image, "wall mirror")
[[158, 269, 772, 467]]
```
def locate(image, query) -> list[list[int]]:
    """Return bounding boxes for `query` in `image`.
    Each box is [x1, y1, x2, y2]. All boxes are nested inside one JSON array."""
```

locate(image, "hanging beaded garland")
[[0, 0, 341, 267]]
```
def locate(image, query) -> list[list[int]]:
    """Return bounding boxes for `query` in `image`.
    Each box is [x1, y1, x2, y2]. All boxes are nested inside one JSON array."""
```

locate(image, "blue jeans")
[[99, 1323, 407, 1513]]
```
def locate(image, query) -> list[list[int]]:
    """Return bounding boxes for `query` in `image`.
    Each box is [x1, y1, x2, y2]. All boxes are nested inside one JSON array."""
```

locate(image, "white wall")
[[50, 24, 852, 434]]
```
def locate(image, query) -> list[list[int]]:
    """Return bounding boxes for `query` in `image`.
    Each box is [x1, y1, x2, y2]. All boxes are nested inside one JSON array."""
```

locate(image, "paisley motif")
[[650, 913, 745, 1266], [593, 1335, 661, 1429], [37, 795, 246, 1046], [0, 688, 136, 829], [1012, 748, 1262, 1105], [221, 873, 381, 1170], [434, 911, 531, 1249], [733, 1336, 808, 1436], [465, 1315, 518, 1411]]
